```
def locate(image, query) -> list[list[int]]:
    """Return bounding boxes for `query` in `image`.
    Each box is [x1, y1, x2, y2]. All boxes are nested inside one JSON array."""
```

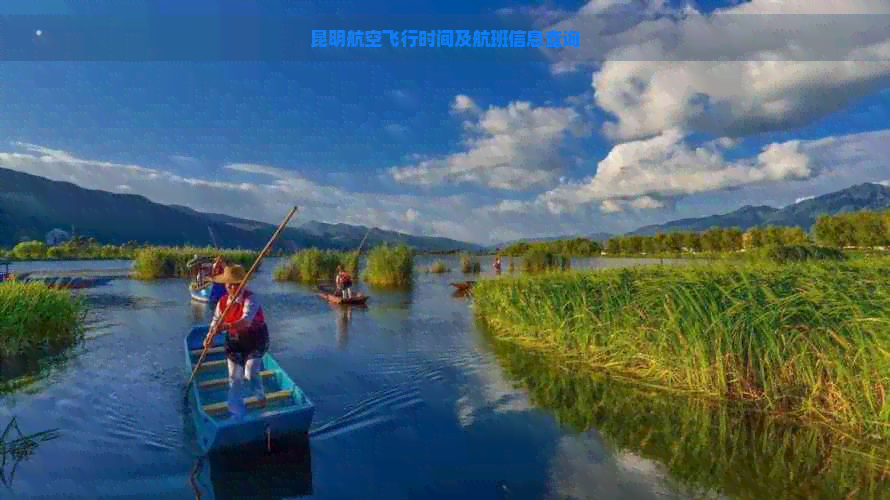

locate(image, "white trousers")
[[226, 358, 265, 416]]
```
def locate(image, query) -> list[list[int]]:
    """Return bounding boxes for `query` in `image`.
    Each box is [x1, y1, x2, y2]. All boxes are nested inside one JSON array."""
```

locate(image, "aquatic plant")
[[0, 282, 85, 357], [132, 246, 257, 279], [483, 334, 890, 500], [362, 243, 414, 288], [272, 248, 358, 283], [0, 417, 61, 487], [520, 248, 570, 273], [459, 253, 481, 274], [473, 258, 890, 440], [428, 260, 449, 274]]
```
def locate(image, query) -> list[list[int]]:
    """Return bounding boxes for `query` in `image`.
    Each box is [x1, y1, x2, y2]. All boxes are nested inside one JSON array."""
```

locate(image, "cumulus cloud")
[[389, 99, 587, 190], [545, 0, 890, 140], [451, 94, 480, 114], [537, 128, 819, 213]]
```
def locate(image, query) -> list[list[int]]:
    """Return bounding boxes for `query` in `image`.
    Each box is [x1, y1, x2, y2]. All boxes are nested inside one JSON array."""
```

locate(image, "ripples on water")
[[1, 256, 822, 500]]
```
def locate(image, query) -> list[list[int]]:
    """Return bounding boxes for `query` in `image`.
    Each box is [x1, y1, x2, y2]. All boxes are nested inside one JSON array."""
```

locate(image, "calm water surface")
[[1, 256, 694, 500]]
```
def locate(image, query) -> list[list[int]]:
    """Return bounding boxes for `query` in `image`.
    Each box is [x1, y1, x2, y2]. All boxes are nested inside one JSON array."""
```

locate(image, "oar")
[[184, 206, 299, 395]]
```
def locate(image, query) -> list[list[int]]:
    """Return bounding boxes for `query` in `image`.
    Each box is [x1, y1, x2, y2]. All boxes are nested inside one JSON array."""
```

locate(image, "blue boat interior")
[[186, 326, 309, 421]]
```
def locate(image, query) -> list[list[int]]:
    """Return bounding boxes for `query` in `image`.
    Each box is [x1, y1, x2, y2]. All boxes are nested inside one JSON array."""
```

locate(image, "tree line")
[[497, 210, 890, 257]]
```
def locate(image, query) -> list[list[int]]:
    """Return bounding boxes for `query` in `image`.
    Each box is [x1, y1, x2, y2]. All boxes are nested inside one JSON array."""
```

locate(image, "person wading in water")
[[204, 264, 270, 415], [493, 255, 502, 275]]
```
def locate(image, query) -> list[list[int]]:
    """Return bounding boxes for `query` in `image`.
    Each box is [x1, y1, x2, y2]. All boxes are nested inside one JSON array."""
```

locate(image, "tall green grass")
[[484, 334, 890, 499], [460, 253, 481, 273], [363, 243, 414, 288], [521, 248, 570, 273], [473, 259, 890, 439], [0, 282, 84, 357], [427, 260, 449, 274], [272, 248, 358, 283], [132, 246, 257, 279]]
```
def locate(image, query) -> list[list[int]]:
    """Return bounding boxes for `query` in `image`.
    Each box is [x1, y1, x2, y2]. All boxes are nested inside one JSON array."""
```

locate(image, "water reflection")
[[483, 331, 890, 499], [0, 345, 81, 395], [0, 417, 61, 489], [335, 307, 352, 351], [192, 435, 312, 500]]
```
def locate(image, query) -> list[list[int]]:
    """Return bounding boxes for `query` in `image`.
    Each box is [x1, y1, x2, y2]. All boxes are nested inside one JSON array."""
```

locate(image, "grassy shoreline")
[[0, 282, 85, 358], [483, 332, 890, 498], [473, 259, 890, 440]]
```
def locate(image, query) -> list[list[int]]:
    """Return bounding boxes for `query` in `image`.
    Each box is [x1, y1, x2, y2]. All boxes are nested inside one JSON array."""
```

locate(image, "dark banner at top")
[[0, 14, 576, 61]]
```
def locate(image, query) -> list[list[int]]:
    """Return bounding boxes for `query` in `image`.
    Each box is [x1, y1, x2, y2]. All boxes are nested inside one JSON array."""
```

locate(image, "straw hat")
[[211, 265, 251, 284]]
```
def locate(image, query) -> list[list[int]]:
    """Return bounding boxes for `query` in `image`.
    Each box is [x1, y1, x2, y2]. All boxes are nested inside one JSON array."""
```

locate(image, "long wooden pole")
[[184, 206, 299, 394]]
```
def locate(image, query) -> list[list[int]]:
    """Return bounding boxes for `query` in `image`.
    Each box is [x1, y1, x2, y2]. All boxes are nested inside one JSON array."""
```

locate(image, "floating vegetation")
[[0, 417, 61, 488]]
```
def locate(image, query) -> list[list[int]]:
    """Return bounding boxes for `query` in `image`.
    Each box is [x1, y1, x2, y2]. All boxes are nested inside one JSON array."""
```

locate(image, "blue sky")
[[3, 0, 890, 244]]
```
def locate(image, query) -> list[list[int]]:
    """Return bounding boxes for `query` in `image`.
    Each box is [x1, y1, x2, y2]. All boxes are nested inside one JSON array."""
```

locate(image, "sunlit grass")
[[363, 243, 414, 288], [272, 248, 358, 283], [0, 282, 84, 357], [483, 333, 890, 499], [473, 258, 890, 439], [132, 246, 257, 279], [460, 253, 481, 274], [427, 260, 449, 274]]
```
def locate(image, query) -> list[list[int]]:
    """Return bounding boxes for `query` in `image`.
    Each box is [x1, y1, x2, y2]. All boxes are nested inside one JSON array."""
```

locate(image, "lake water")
[[0, 255, 801, 500]]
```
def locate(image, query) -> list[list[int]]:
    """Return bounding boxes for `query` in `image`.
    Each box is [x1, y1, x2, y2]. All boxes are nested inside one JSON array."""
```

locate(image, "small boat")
[[190, 282, 212, 303], [189, 281, 224, 308], [184, 325, 315, 452], [316, 289, 369, 306], [450, 281, 476, 291]]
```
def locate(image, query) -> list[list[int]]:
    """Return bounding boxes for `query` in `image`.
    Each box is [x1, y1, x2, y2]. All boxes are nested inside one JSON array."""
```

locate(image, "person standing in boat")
[[493, 255, 502, 274], [335, 265, 353, 299], [204, 265, 269, 414], [208, 256, 227, 307]]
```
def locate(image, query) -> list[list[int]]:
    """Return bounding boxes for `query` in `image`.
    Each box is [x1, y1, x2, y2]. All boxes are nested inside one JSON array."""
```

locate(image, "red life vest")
[[218, 290, 265, 333], [338, 271, 352, 286]]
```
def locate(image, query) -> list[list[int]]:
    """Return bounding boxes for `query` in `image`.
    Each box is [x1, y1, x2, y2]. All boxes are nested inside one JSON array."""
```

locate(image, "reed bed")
[[427, 260, 450, 274], [272, 248, 358, 283], [484, 334, 890, 499], [0, 282, 84, 357], [473, 258, 890, 439], [363, 243, 414, 288], [132, 246, 257, 279], [460, 253, 481, 274], [521, 248, 570, 273]]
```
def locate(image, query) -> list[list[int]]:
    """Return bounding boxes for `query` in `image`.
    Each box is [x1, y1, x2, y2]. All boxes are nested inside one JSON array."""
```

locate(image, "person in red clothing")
[[493, 255, 502, 274], [204, 265, 269, 413], [335, 265, 353, 299], [210, 256, 225, 276]]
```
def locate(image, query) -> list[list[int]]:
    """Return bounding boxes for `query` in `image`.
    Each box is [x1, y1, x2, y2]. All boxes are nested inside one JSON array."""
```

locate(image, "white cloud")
[[545, 0, 890, 140], [389, 100, 587, 190], [451, 94, 480, 114], [537, 128, 819, 213]]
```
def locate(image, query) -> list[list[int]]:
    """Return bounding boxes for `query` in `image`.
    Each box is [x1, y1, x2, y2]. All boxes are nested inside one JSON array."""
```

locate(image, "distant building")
[[45, 228, 71, 246]]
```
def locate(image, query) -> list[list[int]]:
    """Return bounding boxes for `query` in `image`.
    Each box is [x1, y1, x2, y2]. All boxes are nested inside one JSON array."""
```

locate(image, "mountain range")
[[0, 167, 484, 252], [497, 182, 890, 245], [3, 166, 890, 251]]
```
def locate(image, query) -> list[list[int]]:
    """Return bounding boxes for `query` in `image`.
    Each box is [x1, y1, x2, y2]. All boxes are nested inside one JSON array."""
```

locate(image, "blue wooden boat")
[[184, 325, 315, 452], [189, 282, 225, 308]]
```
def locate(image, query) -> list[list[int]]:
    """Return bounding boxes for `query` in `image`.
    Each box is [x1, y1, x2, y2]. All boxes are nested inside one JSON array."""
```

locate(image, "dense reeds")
[[272, 249, 358, 283], [473, 258, 890, 439], [362, 244, 414, 288], [459, 253, 481, 273], [484, 334, 890, 499], [427, 260, 450, 274], [132, 247, 257, 279], [521, 248, 570, 273], [0, 282, 84, 357]]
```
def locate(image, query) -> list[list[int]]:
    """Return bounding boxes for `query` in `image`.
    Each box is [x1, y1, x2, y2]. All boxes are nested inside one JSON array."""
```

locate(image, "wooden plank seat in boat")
[[190, 346, 226, 356], [198, 370, 276, 390], [202, 390, 293, 416]]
